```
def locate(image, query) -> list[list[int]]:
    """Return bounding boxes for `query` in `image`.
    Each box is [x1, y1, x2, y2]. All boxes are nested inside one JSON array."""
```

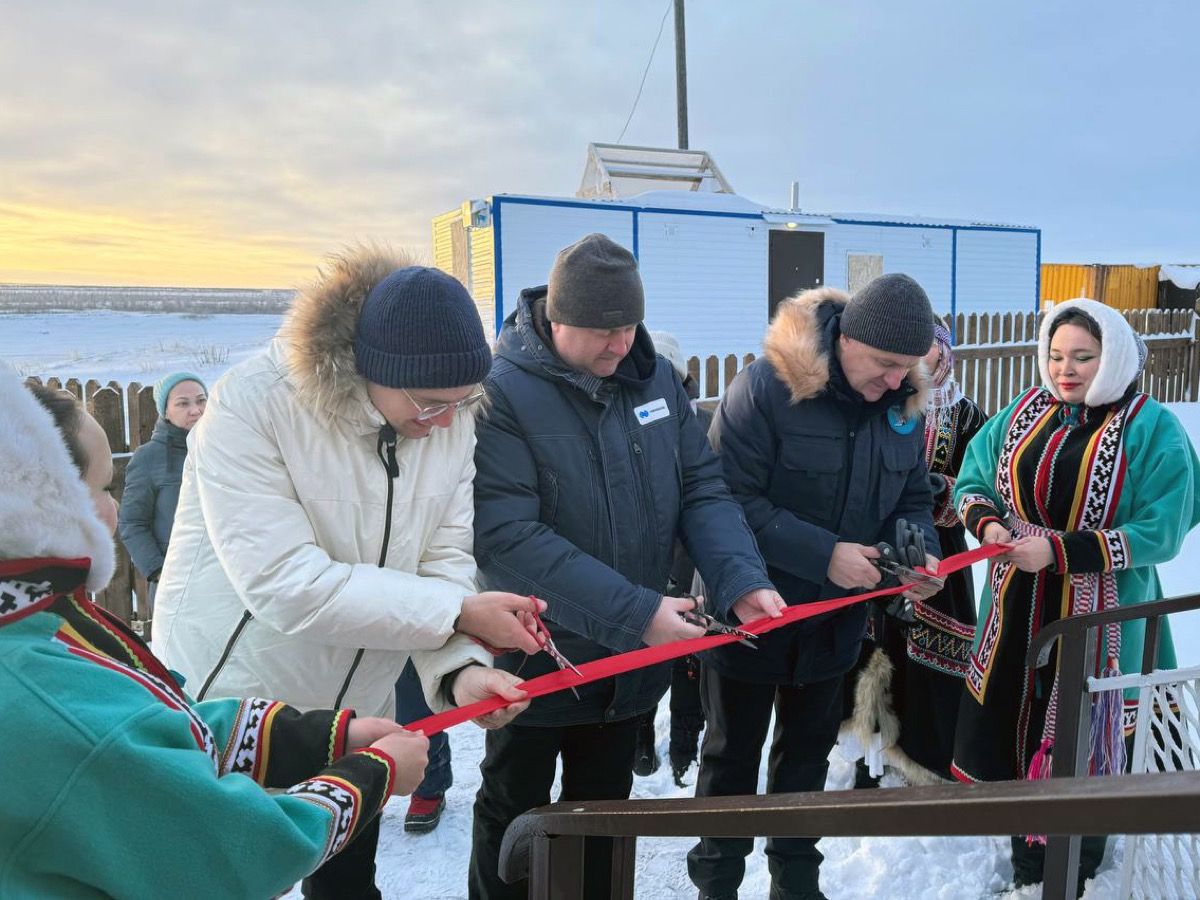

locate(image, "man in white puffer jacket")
[[153, 247, 544, 899]]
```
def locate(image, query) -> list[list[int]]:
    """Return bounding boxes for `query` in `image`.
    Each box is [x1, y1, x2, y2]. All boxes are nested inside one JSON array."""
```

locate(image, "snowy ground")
[[3, 309, 1196, 899]]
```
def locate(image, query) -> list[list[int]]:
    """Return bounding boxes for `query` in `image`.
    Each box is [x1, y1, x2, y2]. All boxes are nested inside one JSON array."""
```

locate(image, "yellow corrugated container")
[[1100, 265, 1159, 310], [1040, 264, 1160, 309], [470, 225, 495, 333], [1041, 264, 1098, 304]]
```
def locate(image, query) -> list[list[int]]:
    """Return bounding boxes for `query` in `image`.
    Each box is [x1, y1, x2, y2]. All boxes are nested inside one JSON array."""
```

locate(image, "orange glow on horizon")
[[0, 201, 324, 289]]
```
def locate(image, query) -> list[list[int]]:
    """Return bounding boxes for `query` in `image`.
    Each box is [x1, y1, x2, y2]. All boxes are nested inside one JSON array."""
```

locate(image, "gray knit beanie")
[[354, 267, 492, 388], [841, 273, 935, 357], [546, 233, 645, 328]]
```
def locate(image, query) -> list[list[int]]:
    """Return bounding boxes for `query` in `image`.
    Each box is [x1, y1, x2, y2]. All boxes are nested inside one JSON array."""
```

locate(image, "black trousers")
[[687, 667, 843, 900], [669, 654, 705, 761], [469, 717, 640, 900], [301, 813, 382, 900]]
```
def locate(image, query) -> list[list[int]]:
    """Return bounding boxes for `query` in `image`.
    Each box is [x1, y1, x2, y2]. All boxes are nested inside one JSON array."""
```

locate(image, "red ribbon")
[[407, 543, 1006, 736]]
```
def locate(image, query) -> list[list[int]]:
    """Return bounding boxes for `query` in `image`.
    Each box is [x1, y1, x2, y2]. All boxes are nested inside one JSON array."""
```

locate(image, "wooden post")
[[1041, 629, 1096, 899], [1190, 314, 1200, 402], [704, 355, 719, 399], [674, 0, 689, 150], [89, 386, 126, 453], [963, 313, 979, 412], [723, 354, 738, 395]]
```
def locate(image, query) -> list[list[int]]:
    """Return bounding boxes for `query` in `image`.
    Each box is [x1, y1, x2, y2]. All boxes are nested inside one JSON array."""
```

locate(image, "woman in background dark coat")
[[117, 372, 207, 588]]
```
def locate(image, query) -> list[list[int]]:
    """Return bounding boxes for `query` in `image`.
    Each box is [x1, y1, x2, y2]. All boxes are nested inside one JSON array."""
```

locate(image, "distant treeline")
[[0, 284, 293, 314]]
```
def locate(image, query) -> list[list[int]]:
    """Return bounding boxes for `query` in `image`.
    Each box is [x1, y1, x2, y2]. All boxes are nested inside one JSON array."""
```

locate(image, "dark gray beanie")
[[354, 266, 492, 388], [841, 273, 935, 357], [546, 233, 645, 328]]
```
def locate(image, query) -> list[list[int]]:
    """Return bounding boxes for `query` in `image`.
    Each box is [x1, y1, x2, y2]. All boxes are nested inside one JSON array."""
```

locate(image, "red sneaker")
[[404, 794, 446, 834]]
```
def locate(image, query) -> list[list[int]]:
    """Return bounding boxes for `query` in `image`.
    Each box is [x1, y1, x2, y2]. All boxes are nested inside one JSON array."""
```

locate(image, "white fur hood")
[[0, 362, 115, 592], [1038, 298, 1146, 406]]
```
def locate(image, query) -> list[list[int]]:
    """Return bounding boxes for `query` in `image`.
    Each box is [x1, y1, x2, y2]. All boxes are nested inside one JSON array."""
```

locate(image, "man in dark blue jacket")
[[469, 233, 782, 899], [688, 275, 941, 900]]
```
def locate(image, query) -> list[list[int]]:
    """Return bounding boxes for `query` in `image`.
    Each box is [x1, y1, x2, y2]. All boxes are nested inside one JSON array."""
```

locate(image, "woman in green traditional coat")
[[0, 365, 434, 899], [951, 297, 1200, 892]]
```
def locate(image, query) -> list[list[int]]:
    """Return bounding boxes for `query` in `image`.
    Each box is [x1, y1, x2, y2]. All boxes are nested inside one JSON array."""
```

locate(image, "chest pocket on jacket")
[[774, 433, 843, 527], [878, 437, 921, 519]]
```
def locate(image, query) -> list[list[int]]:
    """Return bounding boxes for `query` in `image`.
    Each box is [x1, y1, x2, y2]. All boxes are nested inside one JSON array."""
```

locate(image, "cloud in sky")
[[2, 0, 1197, 287]]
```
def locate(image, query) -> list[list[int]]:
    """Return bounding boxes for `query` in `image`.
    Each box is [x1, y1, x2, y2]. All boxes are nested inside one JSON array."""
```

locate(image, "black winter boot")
[[670, 747, 695, 787]]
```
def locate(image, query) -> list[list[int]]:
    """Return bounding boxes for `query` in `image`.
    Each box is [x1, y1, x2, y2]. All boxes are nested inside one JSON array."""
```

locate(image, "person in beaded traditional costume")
[[951, 298, 1200, 892]]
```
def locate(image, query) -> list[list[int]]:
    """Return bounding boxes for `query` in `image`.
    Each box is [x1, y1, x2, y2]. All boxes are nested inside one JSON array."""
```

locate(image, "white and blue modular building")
[[433, 185, 1040, 362]]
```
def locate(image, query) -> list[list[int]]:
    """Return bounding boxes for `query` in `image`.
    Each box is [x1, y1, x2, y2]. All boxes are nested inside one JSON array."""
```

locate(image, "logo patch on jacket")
[[887, 405, 917, 434], [634, 398, 669, 425]]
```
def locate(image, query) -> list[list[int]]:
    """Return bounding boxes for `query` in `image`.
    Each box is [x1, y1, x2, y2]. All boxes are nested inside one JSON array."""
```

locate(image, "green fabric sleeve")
[[28, 705, 392, 898], [195, 698, 354, 787]]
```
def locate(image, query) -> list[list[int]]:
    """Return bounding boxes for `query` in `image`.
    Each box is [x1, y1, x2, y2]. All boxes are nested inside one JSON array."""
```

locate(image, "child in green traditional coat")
[[951, 298, 1200, 893], [0, 364, 432, 899]]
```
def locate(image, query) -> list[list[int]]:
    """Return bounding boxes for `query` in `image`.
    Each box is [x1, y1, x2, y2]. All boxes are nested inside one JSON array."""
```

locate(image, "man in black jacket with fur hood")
[[470, 234, 783, 899], [688, 274, 941, 900]]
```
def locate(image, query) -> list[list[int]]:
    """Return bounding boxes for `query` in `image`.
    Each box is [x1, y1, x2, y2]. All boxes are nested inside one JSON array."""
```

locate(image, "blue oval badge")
[[887, 405, 917, 434]]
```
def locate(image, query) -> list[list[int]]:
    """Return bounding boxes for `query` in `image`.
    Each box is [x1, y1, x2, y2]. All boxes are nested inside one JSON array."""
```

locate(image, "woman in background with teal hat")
[[117, 372, 207, 597]]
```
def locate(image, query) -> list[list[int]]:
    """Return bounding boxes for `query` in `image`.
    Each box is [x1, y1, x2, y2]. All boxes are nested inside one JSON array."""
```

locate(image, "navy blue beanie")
[[354, 267, 492, 388]]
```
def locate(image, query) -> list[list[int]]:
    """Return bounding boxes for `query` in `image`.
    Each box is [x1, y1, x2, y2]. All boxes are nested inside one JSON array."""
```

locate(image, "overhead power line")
[[616, 0, 673, 144]]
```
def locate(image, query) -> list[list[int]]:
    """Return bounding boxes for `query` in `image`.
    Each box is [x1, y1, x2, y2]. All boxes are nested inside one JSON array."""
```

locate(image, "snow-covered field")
[[3, 309, 1196, 899], [0, 309, 283, 386]]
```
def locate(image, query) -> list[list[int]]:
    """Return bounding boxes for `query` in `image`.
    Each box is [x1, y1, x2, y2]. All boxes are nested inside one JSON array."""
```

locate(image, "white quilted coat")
[[153, 248, 489, 717]]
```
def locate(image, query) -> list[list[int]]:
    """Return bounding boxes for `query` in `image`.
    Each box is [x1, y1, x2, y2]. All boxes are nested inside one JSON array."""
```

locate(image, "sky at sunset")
[[3, 1, 1197, 289]]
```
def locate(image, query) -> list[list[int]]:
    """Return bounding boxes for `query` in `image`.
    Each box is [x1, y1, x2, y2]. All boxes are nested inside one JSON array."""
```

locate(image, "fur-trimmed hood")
[[0, 363, 115, 592], [277, 244, 422, 421], [763, 287, 929, 417]]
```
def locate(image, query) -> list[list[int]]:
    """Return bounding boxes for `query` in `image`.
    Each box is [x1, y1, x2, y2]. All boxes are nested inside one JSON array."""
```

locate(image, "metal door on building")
[[768, 230, 825, 319]]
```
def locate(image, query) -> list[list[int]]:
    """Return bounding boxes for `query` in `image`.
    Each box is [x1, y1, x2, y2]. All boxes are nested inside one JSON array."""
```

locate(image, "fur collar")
[[763, 287, 929, 416], [1038, 298, 1145, 407], [278, 244, 421, 420], [0, 363, 115, 592]]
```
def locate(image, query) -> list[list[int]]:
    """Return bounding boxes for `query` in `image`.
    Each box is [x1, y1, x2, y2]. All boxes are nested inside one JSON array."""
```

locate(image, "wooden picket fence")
[[689, 308, 1200, 416], [24, 308, 1200, 627]]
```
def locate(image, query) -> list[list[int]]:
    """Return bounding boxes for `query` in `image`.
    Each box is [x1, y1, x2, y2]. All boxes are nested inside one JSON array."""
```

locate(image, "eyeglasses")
[[401, 387, 487, 422]]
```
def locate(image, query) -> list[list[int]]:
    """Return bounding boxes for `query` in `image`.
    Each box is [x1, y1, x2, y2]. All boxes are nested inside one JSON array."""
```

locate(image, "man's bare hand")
[[730, 588, 785, 625], [452, 665, 532, 729], [642, 595, 708, 646], [456, 592, 547, 655], [827, 542, 882, 589], [901, 555, 941, 601]]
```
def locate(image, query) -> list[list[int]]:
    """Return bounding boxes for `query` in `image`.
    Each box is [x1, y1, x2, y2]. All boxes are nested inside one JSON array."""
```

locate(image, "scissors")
[[467, 598, 584, 700], [873, 519, 945, 591], [679, 596, 758, 648], [530, 604, 583, 700]]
